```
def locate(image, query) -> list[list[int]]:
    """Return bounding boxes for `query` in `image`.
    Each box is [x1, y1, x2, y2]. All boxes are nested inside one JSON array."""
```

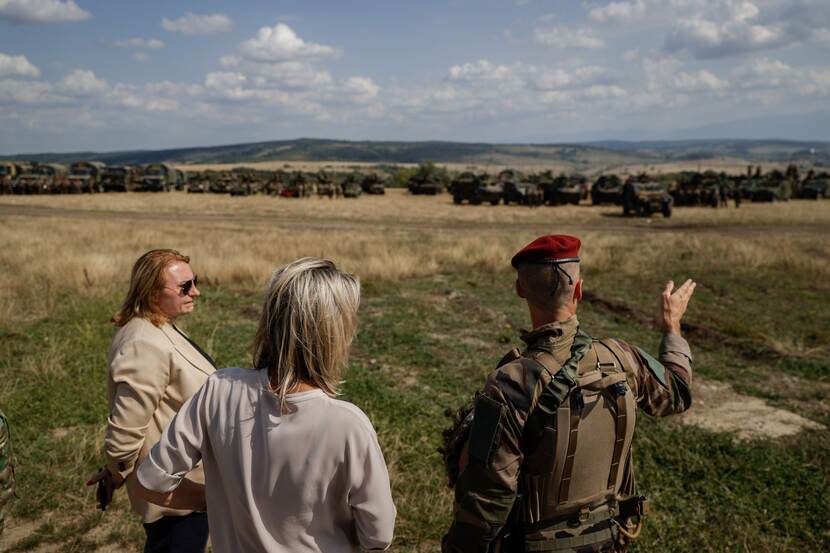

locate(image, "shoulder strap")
[[594, 340, 637, 493]]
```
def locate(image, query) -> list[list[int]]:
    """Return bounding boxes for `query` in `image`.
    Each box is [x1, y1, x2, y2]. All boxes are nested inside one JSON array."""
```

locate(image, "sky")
[[0, 0, 829, 154]]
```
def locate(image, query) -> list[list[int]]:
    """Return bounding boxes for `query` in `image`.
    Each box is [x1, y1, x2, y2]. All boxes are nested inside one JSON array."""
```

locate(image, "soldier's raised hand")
[[661, 279, 696, 335]]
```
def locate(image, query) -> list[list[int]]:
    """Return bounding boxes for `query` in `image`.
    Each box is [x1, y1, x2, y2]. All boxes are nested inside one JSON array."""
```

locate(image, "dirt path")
[[1, 202, 824, 236]]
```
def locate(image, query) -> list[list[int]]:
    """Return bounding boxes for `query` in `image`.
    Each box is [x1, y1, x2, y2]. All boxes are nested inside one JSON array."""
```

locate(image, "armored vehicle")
[[451, 172, 502, 205], [622, 178, 672, 217], [752, 170, 792, 202], [281, 172, 316, 198], [671, 171, 721, 207], [68, 161, 106, 193], [503, 180, 543, 206], [408, 162, 445, 195], [315, 171, 342, 198], [340, 174, 363, 198], [796, 171, 829, 199], [361, 173, 386, 195], [139, 163, 176, 192], [174, 169, 188, 191], [591, 175, 622, 205], [101, 165, 138, 192], [542, 173, 583, 205], [186, 171, 209, 193], [208, 173, 235, 194]]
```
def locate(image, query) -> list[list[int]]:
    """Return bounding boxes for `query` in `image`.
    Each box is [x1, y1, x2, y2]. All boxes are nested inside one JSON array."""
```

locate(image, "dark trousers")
[[143, 512, 209, 553]]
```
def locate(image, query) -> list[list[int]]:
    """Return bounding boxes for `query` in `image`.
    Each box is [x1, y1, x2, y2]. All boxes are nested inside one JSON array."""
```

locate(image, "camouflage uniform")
[[443, 316, 692, 553], [0, 409, 14, 536]]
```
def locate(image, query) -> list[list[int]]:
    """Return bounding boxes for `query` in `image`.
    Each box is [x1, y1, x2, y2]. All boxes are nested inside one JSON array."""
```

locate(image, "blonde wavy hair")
[[112, 249, 190, 327], [253, 257, 360, 400]]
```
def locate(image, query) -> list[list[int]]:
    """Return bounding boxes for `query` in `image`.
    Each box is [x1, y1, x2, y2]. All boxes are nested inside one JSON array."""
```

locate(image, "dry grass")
[[177, 159, 803, 177], [1, 191, 829, 324]]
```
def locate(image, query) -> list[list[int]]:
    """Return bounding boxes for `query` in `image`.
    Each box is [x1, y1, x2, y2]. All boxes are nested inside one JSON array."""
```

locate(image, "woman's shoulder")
[[325, 397, 378, 439], [113, 317, 163, 342], [206, 367, 264, 391]]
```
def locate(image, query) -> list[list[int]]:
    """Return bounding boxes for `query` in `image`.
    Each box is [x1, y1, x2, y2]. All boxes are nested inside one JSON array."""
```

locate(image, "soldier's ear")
[[516, 279, 526, 299], [574, 278, 583, 302]]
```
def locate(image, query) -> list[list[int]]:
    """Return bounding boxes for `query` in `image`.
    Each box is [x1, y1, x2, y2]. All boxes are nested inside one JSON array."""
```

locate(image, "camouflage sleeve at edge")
[[442, 363, 532, 553], [619, 334, 693, 417]]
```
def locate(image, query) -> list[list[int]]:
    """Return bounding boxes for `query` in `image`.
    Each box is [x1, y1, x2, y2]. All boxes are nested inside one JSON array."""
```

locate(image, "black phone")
[[96, 474, 108, 511]]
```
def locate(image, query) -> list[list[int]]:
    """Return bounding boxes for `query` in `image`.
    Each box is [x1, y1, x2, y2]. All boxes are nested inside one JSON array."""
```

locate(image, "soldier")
[[0, 409, 14, 537], [442, 234, 695, 553]]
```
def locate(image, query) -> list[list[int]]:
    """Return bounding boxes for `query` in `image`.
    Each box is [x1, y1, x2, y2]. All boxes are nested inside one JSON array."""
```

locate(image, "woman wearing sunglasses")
[[87, 249, 215, 553], [134, 257, 396, 552]]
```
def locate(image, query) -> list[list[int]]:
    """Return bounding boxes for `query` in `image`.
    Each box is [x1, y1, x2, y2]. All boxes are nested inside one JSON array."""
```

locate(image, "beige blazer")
[[104, 317, 215, 523]]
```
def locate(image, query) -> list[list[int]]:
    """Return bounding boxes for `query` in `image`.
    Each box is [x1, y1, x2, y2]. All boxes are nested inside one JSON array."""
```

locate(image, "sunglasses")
[[168, 276, 198, 296]]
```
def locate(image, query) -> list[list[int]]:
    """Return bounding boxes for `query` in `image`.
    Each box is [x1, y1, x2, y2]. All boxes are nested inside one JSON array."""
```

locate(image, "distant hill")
[[2, 138, 829, 168]]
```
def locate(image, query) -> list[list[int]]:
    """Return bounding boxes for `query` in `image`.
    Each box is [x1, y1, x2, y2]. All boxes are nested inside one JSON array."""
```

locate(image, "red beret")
[[511, 234, 581, 268]]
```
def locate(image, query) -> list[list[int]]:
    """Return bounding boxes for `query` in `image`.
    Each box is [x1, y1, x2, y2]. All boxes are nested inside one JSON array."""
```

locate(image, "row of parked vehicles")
[[414, 164, 828, 218], [0, 161, 187, 194], [0, 162, 388, 198]]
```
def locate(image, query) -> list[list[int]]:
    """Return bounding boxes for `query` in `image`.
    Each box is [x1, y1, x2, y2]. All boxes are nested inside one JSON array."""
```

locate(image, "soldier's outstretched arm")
[[622, 279, 696, 417], [442, 368, 529, 553]]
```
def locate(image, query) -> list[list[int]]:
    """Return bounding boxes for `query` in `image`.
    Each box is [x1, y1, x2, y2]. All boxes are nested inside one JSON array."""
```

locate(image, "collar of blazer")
[[159, 322, 216, 377]]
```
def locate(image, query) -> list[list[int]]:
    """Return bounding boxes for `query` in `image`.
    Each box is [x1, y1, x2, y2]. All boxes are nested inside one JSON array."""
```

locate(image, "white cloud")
[[60, 69, 107, 96], [672, 69, 729, 92], [133, 52, 150, 64], [589, 0, 647, 22], [0, 0, 90, 24], [109, 83, 179, 112], [113, 38, 164, 49], [0, 79, 59, 104], [238, 23, 340, 62], [342, 77, 380, 102], [583, 84, 627, 99], [0, 53, 40, 78], [665, 1, 787, 59], [448, 60, 516, 82], [162, 12, 232, 35], [534, 24, 605, 49]]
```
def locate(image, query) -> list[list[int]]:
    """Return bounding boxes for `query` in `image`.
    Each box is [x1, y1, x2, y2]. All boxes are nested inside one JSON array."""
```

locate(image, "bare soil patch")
[[679, 377, 825, 440]]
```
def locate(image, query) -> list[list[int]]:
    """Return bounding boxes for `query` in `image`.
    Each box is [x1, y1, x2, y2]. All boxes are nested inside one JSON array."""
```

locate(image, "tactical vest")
[[0, 409, 15, 536], [512, 338, 645, 552]]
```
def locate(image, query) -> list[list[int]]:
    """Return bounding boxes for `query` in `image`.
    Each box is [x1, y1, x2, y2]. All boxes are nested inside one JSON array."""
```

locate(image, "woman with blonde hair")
[[87, 249, 215, 553], [136, 257, 396, 552]]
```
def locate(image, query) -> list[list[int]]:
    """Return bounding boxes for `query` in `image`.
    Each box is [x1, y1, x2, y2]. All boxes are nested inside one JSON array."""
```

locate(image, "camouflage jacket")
[[0, 409, 14, 536], [442, 316, 693, 553]]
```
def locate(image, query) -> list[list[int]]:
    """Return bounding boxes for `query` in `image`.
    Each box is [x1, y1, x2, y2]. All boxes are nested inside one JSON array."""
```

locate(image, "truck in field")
[[101, 165, 139, 192], [68, 161, 106, 193], [139, 163, 176, 192]]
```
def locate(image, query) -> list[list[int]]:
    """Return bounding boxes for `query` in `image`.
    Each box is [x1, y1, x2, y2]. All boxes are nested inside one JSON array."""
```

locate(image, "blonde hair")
[[112, 249, 191, 327], [253, 257, 360, 401]]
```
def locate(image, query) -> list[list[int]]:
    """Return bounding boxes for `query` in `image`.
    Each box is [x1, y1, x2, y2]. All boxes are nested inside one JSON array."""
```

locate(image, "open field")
[[176, 158, 804, 177], [1, 191, 828, 552]]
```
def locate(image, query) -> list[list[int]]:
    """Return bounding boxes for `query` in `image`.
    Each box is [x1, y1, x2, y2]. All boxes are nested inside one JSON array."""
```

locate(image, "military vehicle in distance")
[[622, 177, 673, 217], [796, 170, 829, 199], [281, 171, 316, 198], [68, 161, 106, 193], [340, 174, 363, 198], [591, 175, 622, 205], [139, 163, 176, 192], [451, 172, 502, 205], [208, 173, 234, 194], [0, 162, 27, 194], [542, 173, 583, 205], [751, 169, 792, 202], [101, 165, 138, 192], [14, 163, 69, 194], [503, 180, 543, 206], [316, 170, 342, 198], [408, 162, 445, 195], [361, 173, 386, 195], [186, 171, 209, 193]]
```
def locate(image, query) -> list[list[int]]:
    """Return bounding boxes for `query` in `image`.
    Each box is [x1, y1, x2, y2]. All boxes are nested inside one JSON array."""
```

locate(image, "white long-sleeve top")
[[136, 367, 396, 553]]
